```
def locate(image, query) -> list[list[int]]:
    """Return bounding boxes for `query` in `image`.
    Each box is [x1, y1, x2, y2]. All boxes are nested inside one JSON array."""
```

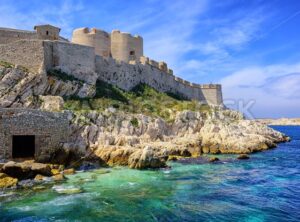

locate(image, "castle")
[[0, 24, 223, 161], [0, 24, 223, 105]]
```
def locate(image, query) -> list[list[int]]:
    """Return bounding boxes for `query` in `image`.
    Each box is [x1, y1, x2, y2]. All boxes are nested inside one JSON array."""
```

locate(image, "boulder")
[[0, 173, 18, 188], [237, 154, 250, 160], [30, 163, 52, 176], [34, 174, 45, 181], [2, 161, 51, 179], [63, 168, 75, 175], [128, 146, 166, 169], [52, 174, 66, 181], [168, 156, 178, 161], [39, 95, 64, 112], [2, 161, 31, 179], [209, 157, 220, 162]]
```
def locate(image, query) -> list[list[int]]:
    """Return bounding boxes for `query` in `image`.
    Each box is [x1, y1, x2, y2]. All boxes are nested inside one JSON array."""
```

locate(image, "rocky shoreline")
[[0, 108, 290, 189], [0, 153, 255, 190], [255, 118, 300, 126], [0, 65, 291, 190], [63, 109, 289, 169]]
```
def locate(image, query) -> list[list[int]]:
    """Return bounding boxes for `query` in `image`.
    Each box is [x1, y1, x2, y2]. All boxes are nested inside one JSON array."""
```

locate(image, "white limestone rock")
[[39, 95, 64, 112]]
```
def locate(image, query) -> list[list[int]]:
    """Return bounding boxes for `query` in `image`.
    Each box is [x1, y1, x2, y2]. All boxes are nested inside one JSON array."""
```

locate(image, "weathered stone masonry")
[[0, 108, 69, 161], [0, 25, 223, 105], [95, 57, 223, 105]]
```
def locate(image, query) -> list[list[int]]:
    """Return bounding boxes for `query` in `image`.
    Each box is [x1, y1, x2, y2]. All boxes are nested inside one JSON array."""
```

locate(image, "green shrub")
[[48, 69, 84, 85], [130, 117, 139, 127], [166, 91, 187, 101], [0, 61, 14, 68], [95, 80, 129, 103], [64, 82, 213, 121]]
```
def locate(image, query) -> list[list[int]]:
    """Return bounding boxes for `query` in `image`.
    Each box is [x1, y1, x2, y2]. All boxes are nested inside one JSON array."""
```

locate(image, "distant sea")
[[1, 126, 299, 222]]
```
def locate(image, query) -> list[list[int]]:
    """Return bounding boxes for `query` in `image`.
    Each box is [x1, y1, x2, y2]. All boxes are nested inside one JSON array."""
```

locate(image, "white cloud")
[[109, 0, 208, 74], [0, 0, 84, 38], [221, 63, 300, 118]]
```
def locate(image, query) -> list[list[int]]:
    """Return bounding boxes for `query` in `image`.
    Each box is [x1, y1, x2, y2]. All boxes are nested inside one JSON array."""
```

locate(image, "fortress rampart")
[[0, 40, 96, 84], [0, 25, 223, 105], [0, 25, 65, 45], [0, 40, 46, 71], [0, 28, 36, 44], [95, 56, 222, 105]]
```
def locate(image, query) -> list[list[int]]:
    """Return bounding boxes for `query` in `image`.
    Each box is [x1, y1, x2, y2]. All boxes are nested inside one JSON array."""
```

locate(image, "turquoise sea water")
[[0, 126, 299, 222]]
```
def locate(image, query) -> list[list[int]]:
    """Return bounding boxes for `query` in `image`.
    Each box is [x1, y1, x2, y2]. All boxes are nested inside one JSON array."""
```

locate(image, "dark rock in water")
[[2, 161, 51, 180], [168, 156, 178, 161], [209, 157, 220, 162], [237, 154, 250, 160], [178, 156, 237, 165], [30, 163, 52, 176], [178, 157, 210, 165], [78, 162, 99, 171]]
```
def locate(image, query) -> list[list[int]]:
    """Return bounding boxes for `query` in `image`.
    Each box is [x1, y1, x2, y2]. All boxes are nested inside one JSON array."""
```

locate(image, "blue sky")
[[0, 0, 299, 118]]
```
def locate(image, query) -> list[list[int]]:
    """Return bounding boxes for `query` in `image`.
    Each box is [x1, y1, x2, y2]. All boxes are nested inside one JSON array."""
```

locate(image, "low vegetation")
[[0, 60, 14, 68], [0, 61, 29, 73], [48, 69, 84, 85], [64, 81, 212, 122]]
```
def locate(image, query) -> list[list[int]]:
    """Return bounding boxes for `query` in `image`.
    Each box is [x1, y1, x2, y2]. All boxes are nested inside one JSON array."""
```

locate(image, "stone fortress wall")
[[0, 39, 96, 84], [0, 24, 223, 105], [95, 56, 222, 105], [0, 25, 66, 45], [0, 28, 36, 45], [0, 40, 46, 71]]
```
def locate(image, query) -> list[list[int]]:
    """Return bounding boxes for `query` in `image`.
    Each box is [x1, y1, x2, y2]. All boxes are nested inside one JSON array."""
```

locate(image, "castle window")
[[46, 31, 49, 35], [130, 51, 135, 56]]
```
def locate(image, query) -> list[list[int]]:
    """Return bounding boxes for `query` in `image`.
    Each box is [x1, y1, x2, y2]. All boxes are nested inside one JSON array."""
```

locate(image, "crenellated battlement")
[[199, 84, 222, 89], [139, 56, 173, 75]]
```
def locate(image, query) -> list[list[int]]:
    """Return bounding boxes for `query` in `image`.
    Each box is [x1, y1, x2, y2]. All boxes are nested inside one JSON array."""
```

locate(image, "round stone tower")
[[110, 30, 143, 63], [72, 27, 111, 57]]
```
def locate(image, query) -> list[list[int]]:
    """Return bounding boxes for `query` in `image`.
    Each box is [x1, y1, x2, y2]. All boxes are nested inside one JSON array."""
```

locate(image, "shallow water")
[[0, 126, 299, 222]]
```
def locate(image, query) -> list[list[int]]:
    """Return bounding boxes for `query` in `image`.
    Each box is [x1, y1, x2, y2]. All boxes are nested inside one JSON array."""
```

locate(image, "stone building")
[[72, 28, 143, 62], [34, 24, 61, 40], [0, 109, 69, 161]]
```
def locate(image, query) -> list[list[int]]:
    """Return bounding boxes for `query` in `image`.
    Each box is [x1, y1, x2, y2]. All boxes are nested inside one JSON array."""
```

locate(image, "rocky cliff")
[[63, 109, 288, 168], [0, 64, 95, 109], [0, 65, 290, 169]]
